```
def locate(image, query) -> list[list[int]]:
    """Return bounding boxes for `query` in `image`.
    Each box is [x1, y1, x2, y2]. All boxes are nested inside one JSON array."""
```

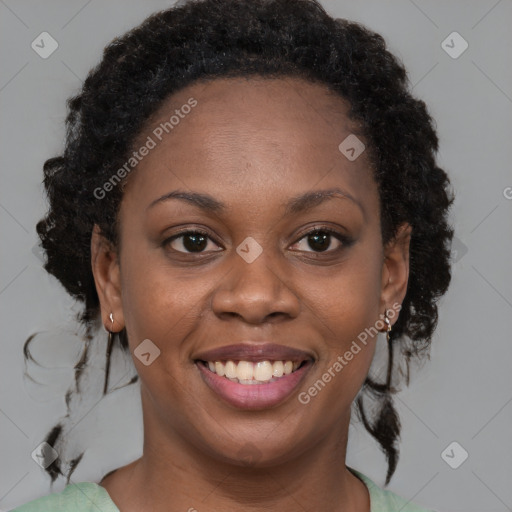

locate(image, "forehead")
[[122, 77, 378, 219]]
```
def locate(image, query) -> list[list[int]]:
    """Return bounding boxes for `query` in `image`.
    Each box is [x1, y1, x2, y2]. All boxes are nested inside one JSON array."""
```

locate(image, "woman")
[[13, 0, 453, 510]]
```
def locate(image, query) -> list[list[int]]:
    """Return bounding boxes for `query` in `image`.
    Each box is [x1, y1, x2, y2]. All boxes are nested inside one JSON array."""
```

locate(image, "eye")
[[291, 228, 351, 253], [164, 230, 222, 254]]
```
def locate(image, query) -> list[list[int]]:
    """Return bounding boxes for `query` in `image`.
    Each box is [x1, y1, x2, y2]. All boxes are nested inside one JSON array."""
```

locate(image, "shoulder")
[[348, 467, 438, 512], [9, 482, 119, 512]]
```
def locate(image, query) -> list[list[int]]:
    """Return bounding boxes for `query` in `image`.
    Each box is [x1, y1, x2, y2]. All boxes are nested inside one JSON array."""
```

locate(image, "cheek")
[[118, 240, 212, 355], [296, 285, 380, 424], [305, 250, 383, 340], [298, 249, 383, 399], [118, 247, 211, 415]]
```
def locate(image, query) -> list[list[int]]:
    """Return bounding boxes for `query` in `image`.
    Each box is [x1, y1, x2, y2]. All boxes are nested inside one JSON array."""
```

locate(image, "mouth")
[[194, 343, 314, 410]]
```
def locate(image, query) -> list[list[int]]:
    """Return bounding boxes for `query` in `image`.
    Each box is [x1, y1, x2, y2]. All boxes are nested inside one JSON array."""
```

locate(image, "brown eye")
[[165, 230, 222, 254], [291, 228, 352, 253]]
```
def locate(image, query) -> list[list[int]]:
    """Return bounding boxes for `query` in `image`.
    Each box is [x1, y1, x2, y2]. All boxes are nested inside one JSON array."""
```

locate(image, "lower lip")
[[196, 361, 313, 410]]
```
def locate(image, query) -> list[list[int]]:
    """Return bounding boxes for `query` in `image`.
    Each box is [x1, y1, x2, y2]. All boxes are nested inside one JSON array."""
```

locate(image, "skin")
[[91, 77, 411, 512]]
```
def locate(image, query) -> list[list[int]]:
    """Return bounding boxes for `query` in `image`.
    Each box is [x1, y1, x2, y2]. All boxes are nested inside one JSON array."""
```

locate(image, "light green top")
[[10, 468, 436, 511]]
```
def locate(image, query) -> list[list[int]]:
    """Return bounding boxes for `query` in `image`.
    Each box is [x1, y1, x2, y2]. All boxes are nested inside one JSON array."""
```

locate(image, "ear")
[[380, 222, 412, 326], [91, 224, 124, 332]]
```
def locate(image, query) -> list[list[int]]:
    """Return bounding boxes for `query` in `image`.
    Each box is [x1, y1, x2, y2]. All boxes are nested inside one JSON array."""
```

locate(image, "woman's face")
[[92, 77, 410, 467]]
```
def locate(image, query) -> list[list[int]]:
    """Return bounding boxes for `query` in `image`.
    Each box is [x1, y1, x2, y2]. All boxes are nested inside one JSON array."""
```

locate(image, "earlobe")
[[90, 224, 125, 331], [380, 223, 412, 322]]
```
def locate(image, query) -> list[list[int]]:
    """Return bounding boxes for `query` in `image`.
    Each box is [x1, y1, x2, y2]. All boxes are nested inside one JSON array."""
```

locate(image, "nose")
[[210, 247, 301, 325]]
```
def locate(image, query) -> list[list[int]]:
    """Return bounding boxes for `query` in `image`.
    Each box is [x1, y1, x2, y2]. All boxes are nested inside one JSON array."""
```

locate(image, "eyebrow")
[[284, 187, 363, 216], [146, 187, 363, 216]]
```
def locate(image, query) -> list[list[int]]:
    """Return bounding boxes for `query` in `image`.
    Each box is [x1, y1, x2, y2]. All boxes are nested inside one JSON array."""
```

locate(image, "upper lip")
[[194, 343, 314, 363]]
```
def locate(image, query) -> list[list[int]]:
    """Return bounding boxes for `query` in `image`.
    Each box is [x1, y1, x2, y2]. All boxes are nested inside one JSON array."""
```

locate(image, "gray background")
[[1, 1, 511, 510]]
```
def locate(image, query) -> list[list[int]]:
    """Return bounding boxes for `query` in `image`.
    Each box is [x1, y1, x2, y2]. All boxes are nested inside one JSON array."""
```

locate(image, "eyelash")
[[163, 227, 353, 255]]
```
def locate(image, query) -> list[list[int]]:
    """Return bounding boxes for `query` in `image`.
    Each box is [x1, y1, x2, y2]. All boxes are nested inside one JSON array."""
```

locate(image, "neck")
[[101, 392, 370, 512]]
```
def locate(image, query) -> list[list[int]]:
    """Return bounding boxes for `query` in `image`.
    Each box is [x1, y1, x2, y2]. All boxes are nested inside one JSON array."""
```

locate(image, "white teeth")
[[225, 360, 237, 379], [254, 361, 273, 382], [205, 359, 303, 383], [237, 361, 253, 380], [273, 360, 284, 378], [215, 361, 225, 377]]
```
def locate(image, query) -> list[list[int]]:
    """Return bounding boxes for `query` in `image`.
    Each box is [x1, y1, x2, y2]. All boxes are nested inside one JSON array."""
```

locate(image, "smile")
[[194, 343, 314, 410]]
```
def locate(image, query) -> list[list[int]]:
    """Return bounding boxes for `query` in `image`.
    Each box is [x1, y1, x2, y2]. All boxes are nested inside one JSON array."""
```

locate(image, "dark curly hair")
[[30, 0, 454, 487]]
